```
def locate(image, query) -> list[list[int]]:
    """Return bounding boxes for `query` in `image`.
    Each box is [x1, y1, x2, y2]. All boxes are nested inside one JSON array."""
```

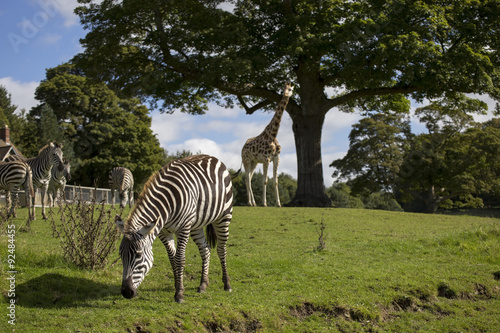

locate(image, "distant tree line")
[[330, 94, 500, 213]]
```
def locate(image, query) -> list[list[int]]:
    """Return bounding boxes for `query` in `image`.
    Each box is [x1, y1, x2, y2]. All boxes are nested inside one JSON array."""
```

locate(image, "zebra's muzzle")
[[121, 277, 137, 299]]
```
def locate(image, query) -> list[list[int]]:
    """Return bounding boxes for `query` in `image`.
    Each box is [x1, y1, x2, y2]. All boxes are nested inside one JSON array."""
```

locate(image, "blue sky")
[[1, 1, 496, 188]]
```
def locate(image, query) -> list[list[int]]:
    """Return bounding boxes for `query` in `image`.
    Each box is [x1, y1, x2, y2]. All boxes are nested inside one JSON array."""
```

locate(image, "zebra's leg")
[[40, 184, 48, 219], [129, 189, 134, 207], [120, 190, 126, 209], [31, 188, 36, 220], [158, 229, 177, 275], [11, 191, 19, 218], [272, 155, 281, 207], [47, 188, 54, 208], [6, 190, 12, 216], [262, 160, 269, 207], [173, 229, 190, 303], [24, 183, 33, 221], [214, 214, 232, 292], [190, 228, 211, 293]]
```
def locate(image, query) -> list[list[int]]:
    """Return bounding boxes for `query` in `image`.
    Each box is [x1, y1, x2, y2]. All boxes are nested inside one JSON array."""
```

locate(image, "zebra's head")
[[50, 142, 65, 172], [115, 215, 158, 299], [63, 160, 71, 181]]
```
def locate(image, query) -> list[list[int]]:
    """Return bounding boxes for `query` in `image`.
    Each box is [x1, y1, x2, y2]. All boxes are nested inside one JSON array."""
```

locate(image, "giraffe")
[[241, 82, 293, 207]]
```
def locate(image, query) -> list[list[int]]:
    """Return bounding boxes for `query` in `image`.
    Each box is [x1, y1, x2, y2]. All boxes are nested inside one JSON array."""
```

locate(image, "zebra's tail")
[[231, 162, 243, 179], [206, 224, 217, 249]]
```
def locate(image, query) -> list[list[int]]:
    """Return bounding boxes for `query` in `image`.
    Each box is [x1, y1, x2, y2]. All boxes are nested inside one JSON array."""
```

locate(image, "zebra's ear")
[[115, 215, 125, 234], [138, 216, 160, 237]]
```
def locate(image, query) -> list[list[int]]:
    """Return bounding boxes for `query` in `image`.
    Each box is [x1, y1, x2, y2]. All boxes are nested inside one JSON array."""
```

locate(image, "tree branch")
[[326, 85, 421, 109], [237, 96, 273, 115]]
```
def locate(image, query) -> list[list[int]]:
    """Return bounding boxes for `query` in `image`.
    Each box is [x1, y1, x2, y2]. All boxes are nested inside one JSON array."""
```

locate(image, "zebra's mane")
[[38, 141, 62, 155], [124, 164, 169, 233]]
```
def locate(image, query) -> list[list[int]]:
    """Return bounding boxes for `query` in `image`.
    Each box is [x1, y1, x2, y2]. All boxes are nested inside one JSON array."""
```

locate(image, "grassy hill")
[[1, 206, 499, 332]]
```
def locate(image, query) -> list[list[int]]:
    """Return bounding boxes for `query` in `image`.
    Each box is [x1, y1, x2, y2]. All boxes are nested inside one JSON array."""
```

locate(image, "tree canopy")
[[74, 0, 500, 206]]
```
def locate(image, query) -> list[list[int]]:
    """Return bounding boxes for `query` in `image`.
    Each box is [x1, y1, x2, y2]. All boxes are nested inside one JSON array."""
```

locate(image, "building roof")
[[0, 126, 25, 161]]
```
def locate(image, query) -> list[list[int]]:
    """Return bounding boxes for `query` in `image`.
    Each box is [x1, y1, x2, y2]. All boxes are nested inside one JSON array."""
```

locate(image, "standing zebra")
[[109, 167, 134, 208], [48, 160, 71, 207], [115, 154, 233, 303], [6, 142, 64, 219], [0, 160, 35, 220]]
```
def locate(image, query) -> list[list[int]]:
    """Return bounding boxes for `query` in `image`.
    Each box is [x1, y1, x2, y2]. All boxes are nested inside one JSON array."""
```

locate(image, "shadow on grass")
[[15, 273, 120, 308]]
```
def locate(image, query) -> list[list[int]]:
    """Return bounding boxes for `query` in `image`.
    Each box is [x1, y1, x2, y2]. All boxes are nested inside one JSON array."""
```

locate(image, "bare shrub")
[[50, 187, 121, 269], [316, 215, 327, 252]]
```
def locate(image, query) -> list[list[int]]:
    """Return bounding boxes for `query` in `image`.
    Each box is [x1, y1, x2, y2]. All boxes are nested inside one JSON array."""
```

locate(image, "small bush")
[[50, 188, 121, 269]]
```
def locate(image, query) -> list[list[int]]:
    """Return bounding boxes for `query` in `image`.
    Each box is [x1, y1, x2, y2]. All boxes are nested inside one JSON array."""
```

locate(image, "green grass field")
[[1, 206, 499, 332]]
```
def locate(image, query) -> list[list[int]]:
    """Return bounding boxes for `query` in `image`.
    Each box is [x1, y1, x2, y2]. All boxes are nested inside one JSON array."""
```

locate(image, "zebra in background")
[[109, 167, 134, 208], [48, 160, 71, 207], [115, 154, 233, 303], [0, 160, 35, 220], [6, 142, 64, 219]]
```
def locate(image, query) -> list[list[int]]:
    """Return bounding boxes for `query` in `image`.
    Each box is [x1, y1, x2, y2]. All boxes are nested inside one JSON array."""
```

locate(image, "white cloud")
[[40, 32, 62, 44], [0, 77, 39, 111], [39, 0, 80, 27]]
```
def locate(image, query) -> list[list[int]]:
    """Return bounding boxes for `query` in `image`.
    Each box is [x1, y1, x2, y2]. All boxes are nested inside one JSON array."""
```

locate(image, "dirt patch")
[[391, 296, 419, 312], [289, 301, 373, 323], [128, 323, 150, 333], [203, 311, 262, 333], [437, 282, 457, 299]]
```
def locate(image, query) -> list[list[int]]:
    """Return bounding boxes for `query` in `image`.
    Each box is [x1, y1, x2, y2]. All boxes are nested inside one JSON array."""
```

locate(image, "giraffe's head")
[[284, 83, 294, 98]]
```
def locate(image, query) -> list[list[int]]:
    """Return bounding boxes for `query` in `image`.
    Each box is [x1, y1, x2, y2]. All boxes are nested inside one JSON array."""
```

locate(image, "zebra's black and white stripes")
[[5, 142, 64, 219], [0, 160, 35, 220], [115, 154, 233, 303], [48, 160, 71, 207], [109, 167, 134, 208]]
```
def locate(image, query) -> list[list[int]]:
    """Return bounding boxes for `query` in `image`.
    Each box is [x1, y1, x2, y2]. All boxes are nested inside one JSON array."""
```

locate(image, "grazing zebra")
[[48, 160, 71, 207], [6, 142, 64, 219], [115, 154, 233, 303], [109, 167, 134, 208], [0, 160, 35, 220]]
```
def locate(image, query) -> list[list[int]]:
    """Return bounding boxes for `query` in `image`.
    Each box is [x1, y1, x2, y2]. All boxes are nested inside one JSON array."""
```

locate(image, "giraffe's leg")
[[173, 229, 190, 303], [213, 214, 232, 292], [244, 160, 257, 206], [262, 160, 269, 207], [158, 229, 177, 274], [273, 155, 281, 207], [190, 228, 211, 293]]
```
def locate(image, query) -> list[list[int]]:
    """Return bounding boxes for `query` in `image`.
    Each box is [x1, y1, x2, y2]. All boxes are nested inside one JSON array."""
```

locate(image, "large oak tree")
[[74, 0, 500, 206]]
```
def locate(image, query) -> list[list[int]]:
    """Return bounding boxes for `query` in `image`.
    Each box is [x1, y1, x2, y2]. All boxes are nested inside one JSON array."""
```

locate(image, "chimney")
[[0, 125, 10, 145]]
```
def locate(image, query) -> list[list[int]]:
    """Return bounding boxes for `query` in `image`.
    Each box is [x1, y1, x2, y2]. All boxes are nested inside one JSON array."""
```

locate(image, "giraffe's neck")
[[260, 96, 290, 140]]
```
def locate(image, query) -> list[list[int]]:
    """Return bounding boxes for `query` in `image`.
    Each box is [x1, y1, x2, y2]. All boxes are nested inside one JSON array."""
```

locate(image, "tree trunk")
[[288, 112, 332, 207], [424, 185, 440, 214]]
